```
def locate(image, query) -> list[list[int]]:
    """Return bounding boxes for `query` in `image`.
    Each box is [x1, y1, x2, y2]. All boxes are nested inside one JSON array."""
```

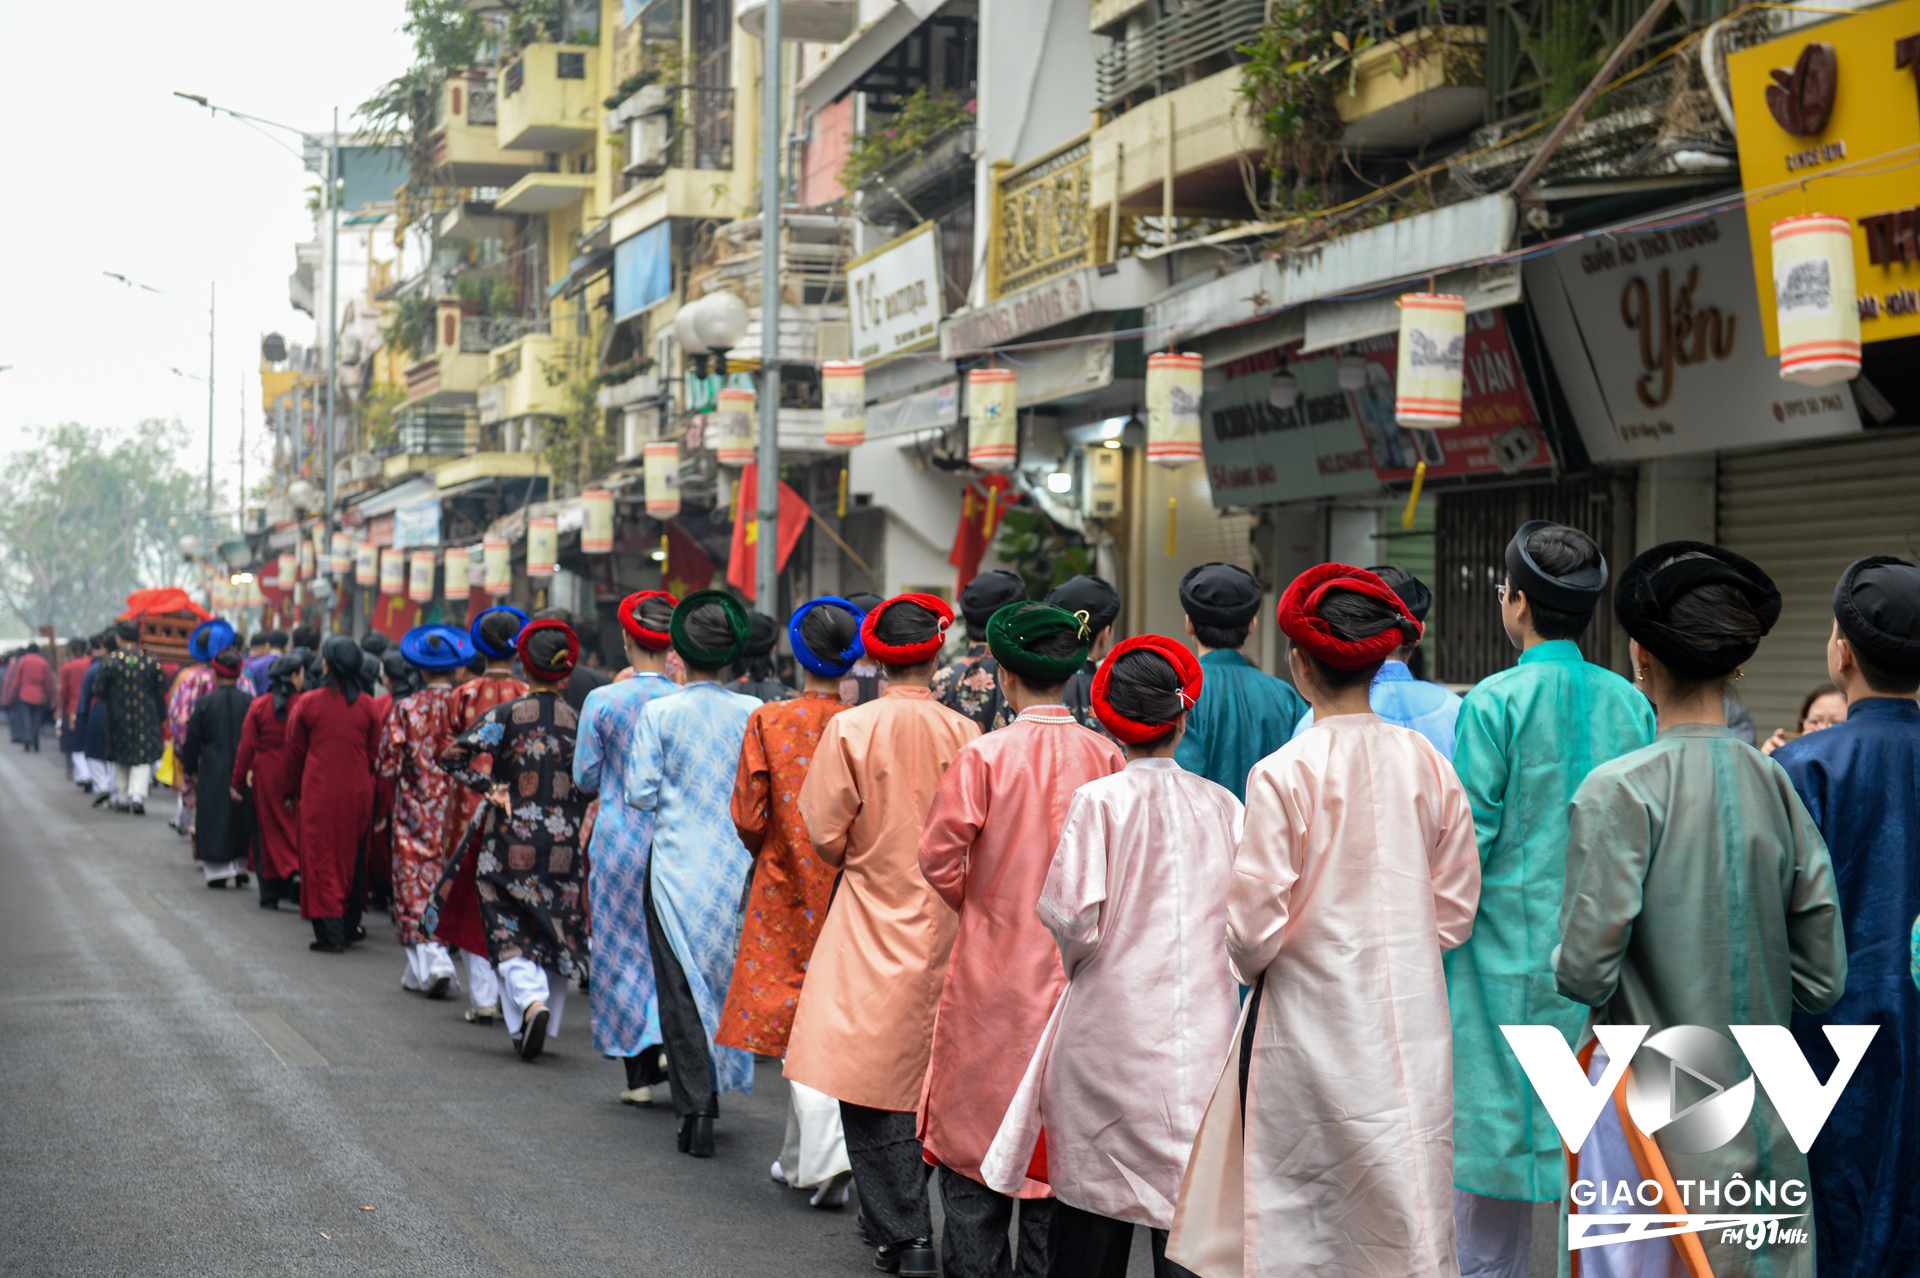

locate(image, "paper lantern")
[[823, 360, 866, 449], [354, 540, 378, 586], [1771, 214, 1861, 386], [645, 440, 682, 519], [309, 524, 327, 572], [379, 547, 405, 595], [712, 387, 756, 467], [329, 531, 351, 575], [211, 577, 230, 612], [526, 517, 558, 578], [967, 368, 1018, 470], [297, 540, 316, 580], [245, 578, 264, 608], [408, 550, 436, 603], [443, 546, 470, 601], [483, 538, 512, 595], [1394, 293, 1467, 428], [1145, 351, 1204, 469], [580, 489, 614, 554], [277, 553, 297, 593]]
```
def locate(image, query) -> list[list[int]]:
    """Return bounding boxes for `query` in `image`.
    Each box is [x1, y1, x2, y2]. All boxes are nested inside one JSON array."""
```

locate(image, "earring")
[[1635, 667, 1647, 683], [1732, 666, 1744, 681]]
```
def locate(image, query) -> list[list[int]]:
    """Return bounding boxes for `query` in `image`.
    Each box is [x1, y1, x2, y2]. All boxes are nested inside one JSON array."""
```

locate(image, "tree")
[[0, 420, 201, 635]]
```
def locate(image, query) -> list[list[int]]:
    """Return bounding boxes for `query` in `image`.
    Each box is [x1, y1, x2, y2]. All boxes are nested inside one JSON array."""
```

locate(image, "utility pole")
[[756, 0, 782, 611], [207, 281, 217, 518], [324, 107, 342, 551]]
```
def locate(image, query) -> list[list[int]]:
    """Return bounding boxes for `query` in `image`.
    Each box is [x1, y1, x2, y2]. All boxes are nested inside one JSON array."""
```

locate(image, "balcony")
[[606, 85, 753, 235], [404, 348, 488, 407], [497, 43, 602, 153], [853, 123, 976, 229], [478, 333, 573, 429], [1088, 65, 1262, 225], [1337, 27, 1487, 153], [495, 170, 595, 215], [430, 73, 541, 186], [988, 134, 1093, 299], [1094, 0, 1264, 110]]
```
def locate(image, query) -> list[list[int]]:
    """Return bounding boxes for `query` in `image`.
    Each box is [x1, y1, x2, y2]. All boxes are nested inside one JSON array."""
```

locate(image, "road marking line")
[[240, 1011, 328, 1067]]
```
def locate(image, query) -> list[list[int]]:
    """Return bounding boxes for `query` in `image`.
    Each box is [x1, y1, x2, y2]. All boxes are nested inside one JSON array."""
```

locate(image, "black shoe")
[[519, 1004, 549, 1061], [206, 879, 228, 890], [130, 802, 144, 816], [874, 1239, 937, 1276], [234, 873, 250, 888], [92, 792, 110, 808], [682, 1115, 714, 1158], [425, 973, 451, 1000], [677, 1115, 693, 1153], [308, 939, 347, 953], [259, 899, 279, 910]]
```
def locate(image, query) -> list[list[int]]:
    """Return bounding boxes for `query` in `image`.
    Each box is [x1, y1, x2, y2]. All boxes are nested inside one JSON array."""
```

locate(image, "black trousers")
[[1046, 1200, 1198, 1278], [644, 877, 717, 1119], [839, 1102, 932, 1248], [939, 1166, 1051, 1278]]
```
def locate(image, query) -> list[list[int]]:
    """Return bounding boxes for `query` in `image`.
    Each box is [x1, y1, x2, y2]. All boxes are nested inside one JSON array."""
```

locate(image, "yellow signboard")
[[1729, 0, 1920, 351]]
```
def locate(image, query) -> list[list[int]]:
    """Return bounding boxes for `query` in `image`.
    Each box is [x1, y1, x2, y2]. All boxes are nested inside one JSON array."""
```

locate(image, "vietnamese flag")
[[949, 473, 1012, 595], [725, 464, 812, 601], [665, 524, 716, 598]]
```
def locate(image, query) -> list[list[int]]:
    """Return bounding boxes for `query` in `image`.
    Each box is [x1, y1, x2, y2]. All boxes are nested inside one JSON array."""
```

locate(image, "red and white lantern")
[[277, 553, 297, 593], [823, 360, 866, 449], [378, 547, 405, 595], [645, 441, 682, 520], [1146, 351, 1204, 469], [526, 517, 557, 578], [354, 540, 377, 586], [329, 531, 351, 575], [1771, 214, 1861, 385], [967, 368, 1017, 470], [1394, 293, 1466, 428], [712, 387, 756, 467], [443, 546, 471, 601], [580, 489, 614, 554], [483, 538, 512, 595], [407, 550, 436, 603]]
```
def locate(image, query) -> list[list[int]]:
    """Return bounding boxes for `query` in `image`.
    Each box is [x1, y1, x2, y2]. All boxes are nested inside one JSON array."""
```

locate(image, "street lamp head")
[[176, 533, 202, 559], [672, 304, 711, 356], [286, 479, 319, 510], [692, 291, 750, 354]]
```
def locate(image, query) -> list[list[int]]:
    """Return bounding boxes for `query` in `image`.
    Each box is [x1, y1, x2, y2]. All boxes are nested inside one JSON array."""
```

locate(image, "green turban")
[[987, 602, 1091, 686], [670, 589, 751, 669]]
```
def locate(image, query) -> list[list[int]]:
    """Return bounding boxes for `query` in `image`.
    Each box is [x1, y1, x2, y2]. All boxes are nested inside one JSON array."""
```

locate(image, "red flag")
[[665, 525, 715, 599], [725, 464, 812, 601], [948, 474, 1012, 595]]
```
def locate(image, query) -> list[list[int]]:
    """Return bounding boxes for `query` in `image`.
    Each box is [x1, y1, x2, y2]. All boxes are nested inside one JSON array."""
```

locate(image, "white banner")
[[847, 222, 944, 363]]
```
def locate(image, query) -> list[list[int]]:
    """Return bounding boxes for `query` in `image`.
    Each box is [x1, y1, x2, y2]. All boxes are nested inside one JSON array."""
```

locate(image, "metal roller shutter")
[[1717, 429, 1920, 738]]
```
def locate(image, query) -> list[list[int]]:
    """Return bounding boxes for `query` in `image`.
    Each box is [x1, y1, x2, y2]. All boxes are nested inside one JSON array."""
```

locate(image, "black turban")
[[1615, 541, 1781, 681], [1367, 566, 1433, 624], [1834, 556, 1920, 668], [959, 571, 1029, 633], [1179, 563, 1261, 628], [1045, 574, 1121, 634], [743, 611, 781, 658], [1507, 520, 1607, 614]]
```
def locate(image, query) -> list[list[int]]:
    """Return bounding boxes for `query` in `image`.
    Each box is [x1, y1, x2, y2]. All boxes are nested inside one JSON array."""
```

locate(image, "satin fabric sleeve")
[[366, 698, 388, 772], [232, 700, 261, 793], [1225, 757, 1313, 983], [796, 714, 857, 869], [439, 705, 502, 795], [1776, 768, 1848, 1014], [1039, 787, 1111, 981], [571, 688, 608, 798], [730, 712, 772, 856], [375, 698, 406, 781], [284, 694, 313, 802], [623, 697, 664, 813], [1450, 691, 1505, 863], [1429, 749, 1483, 951], [919, 744, 988, 913], [1554, 769, 1654, 1007]]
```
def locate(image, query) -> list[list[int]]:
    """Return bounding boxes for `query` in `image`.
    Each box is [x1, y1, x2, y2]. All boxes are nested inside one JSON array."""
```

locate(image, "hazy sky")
[[0, 0, 414, 513]]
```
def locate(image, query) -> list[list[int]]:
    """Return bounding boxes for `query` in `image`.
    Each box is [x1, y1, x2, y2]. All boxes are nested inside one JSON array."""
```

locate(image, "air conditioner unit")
[[625, 107, 673, 178], [1084, 446, 1122, 518]]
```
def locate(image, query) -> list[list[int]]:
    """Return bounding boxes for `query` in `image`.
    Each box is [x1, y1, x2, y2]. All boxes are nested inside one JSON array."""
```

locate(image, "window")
[[557, 51, 586, 80]]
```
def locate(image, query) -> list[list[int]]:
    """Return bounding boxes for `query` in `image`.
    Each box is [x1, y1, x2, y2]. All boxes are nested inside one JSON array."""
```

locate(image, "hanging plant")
[[1234, 0, 1389, 201]]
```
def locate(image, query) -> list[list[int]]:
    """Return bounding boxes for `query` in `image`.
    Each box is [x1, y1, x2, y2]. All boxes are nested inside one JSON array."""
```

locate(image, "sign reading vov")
[[846, 221, 944, 362]]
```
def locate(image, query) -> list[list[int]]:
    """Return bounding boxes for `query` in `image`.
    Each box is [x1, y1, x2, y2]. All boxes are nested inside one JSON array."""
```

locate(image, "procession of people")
[[23, 528, 1920, 1278]]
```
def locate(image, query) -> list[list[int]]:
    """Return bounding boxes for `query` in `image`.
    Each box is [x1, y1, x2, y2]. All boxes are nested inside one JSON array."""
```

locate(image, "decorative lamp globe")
[[693, 291, 750, 354], [672, 304, 711, 356], [286, 479, 319, 510], [176, 534, 202, 559]]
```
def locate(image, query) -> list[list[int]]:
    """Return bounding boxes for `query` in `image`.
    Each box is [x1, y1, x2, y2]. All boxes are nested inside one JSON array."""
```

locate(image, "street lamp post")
[[757, 0, 782, 612]]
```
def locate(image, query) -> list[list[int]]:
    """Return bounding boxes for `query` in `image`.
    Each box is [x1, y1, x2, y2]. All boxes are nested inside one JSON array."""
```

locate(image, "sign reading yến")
[[1524, 209, 1857, 463], [846, 221, 945, 363], [1728, 0, 1920, 349]]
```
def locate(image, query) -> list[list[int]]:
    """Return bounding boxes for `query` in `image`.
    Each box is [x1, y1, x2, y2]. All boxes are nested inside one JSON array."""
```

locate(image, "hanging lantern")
[[297, 540, 316, 580], [483, 538, 512, 595], [329, 531, 351, 575], [824, 360, 866, 449], [527, 516, 558, 578], [1771, 213, 1861, 386], [712, 387, 757, 467], [376, 547, 402, 595], [245, 578, 265, 608], [1145, 351, 1205, 469], [645, 440, 682, 520], [408, 550, 436, 603], [443, 546, 471, 601], [309, 523, 327, 572], [354, 540, 378, 586], [1394, 293, 1467, 428], [211, 577, 229, 612], [277, 552, 297, 592], [580, 489, 614, 554], [967, 368, 1018, 470]]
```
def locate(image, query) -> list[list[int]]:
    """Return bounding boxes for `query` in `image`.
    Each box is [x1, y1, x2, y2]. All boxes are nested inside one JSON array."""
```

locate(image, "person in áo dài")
[[58, 637, 92, 787], [1044, 575, 1123, 745], [1172, 563, 1307, 802], [376, 625, 474, 1000], [96, 619, 171, 814], [730, 611, 798, 704], [1773, 556, 1920, 1278], [1446, 521, 1654, 1278], [919, 602, 1126, 1278], [286, 636, 385, 954], [981, 635, 1240, 1278], [79, 632, 115, 800], [839, 592, 890, 706], [179, 647, 255, 889], [719, 597, 862, 1207], [1291, 566, 1462, 756], [623, 591, 761, 1157], [933, 570, 1026, 731], [1556, 543, 1846, 1278], [1167, 564, 1481, 1278], [166, 619, 233, 836], [574, 591, 681, 1106], [428, 620, 592, 1063], [786, 593, 976, 1278], [232, 648, 309, 909]]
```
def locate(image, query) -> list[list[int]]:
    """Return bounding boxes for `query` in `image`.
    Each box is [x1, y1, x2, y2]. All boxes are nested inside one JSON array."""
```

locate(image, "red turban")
[[517, 618, 580, 680], [859, 593, 953, 665], [1277, 564, 1422, 670], [617, 590, 678, 651], [1091, 634, 1204, 744]]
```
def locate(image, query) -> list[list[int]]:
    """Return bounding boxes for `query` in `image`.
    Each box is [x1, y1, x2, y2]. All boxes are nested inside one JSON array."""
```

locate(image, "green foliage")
[[839, 88, 976, 192], [993, 506, 1091, 600], [382, 294, 437, 362], [1539, 0, 1602, 118], [536, 349, 619, 494], [356, 0, 489, 193], [1235, 1, 1388, 200], [361, 382, 409, 451], [453, 273, 515, 314], [0, 420, 200, 633]]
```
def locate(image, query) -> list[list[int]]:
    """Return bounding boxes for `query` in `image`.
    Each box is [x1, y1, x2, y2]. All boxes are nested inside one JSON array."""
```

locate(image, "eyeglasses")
[[1495, 582, 1509, 603]]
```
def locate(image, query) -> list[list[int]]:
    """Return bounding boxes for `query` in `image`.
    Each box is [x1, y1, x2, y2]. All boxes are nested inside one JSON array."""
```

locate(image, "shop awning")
[[798, 0, 948, 112], [349, 477, 439, 518]]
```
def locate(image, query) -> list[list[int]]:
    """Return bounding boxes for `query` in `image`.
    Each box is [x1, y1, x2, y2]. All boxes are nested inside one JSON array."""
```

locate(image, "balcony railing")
[[988, 133, 1093, 299], [1095, 0, 1266, 108], [469, 84, 497, 126], [460, 314, 551, 354], [624, 85, 735, 181]]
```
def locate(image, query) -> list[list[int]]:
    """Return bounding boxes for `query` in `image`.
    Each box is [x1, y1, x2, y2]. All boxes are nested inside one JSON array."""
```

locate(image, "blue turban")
[[402, 624, 476, 673], [188, 619, 236, 664], [789, 596, 866, 678]]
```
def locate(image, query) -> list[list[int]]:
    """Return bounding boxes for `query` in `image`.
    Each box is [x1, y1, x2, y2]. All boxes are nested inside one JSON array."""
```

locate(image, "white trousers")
[[497, 957, 566, 1041], [201, 858, 247, 882], [88, 758, 111, 792], [113, 763, 152, 804], [465, 951, 500, 1010], [778, 1078, 853, 1188], [1454, 1190, 1533, 1278], [400, 943, 458, 991], [70, 751, 89, 784]]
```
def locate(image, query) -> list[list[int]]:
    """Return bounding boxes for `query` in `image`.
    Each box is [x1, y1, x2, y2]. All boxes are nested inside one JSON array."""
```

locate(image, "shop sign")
[[1728, 0, 1920, 347], [846, 221, 944, 362], [391, 498, 442, 550], [1525, 210, 1857, 462]]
